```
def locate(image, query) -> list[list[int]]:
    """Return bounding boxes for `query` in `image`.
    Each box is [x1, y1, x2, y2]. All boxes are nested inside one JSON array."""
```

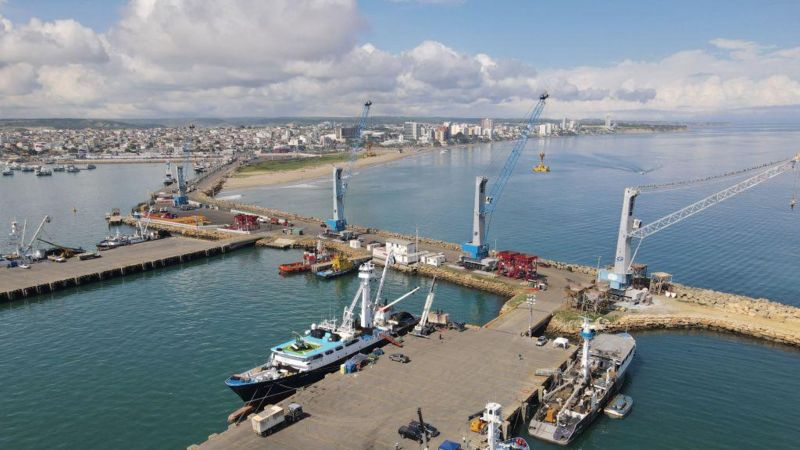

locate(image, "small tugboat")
[[528, 319, 636, 446], [226, 256, 421, 404], [604, 394, 633, 419], [279, 242, 330, 275], [315, 253, 355, 279]]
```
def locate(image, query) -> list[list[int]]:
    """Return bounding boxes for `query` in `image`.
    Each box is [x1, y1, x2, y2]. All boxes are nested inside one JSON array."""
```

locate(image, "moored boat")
[[2, 166, 13, 176], [35, 167, 53, 176], [315, 253, 355, 279], [66, 165, 80, 173], [604, 394, 633, 419], [226, 257, 421, 404], [53, 165, 66, 172], [528, 320, 636, 446]]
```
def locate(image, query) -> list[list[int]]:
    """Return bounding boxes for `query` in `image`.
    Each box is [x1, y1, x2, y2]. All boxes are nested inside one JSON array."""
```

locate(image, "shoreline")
[[222, 147, 434, 190]]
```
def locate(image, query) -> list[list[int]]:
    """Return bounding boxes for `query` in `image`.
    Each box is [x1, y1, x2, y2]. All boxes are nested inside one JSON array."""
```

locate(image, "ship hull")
[[226, 337, 388, 404]]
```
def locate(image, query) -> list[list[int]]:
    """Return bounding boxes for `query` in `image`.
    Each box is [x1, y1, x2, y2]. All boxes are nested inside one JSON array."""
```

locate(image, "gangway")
[[599, 153, 800, 290]]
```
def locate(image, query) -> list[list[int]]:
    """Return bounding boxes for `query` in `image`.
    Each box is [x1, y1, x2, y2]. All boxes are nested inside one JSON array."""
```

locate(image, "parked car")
[[398, 425, 423, 443], [409, 420, 440, 438], [536, 336, 549, 347], [389, 353, 410, 363]]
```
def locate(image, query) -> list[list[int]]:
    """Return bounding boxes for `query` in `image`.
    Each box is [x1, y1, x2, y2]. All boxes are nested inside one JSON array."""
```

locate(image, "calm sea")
[[1, 127, 798, 449]]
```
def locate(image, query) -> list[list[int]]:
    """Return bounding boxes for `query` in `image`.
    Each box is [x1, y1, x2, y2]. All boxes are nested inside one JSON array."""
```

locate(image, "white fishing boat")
[[35, 167, 53, 176], [225, 254, 421, 404], [2, 166, 13, 176], [528, 319, 636, 446]]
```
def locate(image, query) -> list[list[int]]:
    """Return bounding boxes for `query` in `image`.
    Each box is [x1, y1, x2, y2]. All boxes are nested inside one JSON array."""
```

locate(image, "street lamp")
[[526, 293, 536, 339]]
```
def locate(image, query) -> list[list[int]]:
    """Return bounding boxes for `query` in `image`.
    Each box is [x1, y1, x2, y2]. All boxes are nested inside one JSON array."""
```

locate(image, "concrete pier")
[[0, 235, 260, 302], [195, 306, 574, 450]]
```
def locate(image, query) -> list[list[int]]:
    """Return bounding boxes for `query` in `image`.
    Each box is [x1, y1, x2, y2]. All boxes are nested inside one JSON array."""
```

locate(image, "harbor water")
[[223, 125, 800, 306], [1, 127, 799, 449]]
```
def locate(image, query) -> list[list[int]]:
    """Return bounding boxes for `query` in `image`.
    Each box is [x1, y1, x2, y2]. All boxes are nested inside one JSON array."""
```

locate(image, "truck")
[[251, 405, 284, 436], [251, 403, 304, 437]]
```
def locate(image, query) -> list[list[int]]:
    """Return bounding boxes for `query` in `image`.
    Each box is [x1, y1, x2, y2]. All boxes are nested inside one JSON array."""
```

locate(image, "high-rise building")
[[336, 126, 359, 140], [605, 114, 612, 130], [480, 118, 494, 138], [403, 122, 419, 141]]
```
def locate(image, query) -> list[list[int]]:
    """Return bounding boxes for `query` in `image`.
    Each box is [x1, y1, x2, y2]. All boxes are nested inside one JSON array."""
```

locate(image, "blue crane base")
[[326, 219, 346, 232], [461, 242, 488, 260], [596, 269, 631, 290], [173, 195, 188, 207]]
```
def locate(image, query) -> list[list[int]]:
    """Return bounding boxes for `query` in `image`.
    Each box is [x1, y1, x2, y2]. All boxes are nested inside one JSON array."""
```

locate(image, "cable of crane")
[[634, 157, 792, 193]]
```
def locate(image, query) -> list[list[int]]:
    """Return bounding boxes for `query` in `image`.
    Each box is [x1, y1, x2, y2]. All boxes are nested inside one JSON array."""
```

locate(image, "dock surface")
[[0, 235, 260, 301], [196, 277, 576, 450]]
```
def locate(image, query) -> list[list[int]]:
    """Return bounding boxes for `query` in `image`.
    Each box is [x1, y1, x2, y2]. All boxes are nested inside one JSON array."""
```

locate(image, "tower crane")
[[599, 153, 800, 291], [327, 100, 372, 232], [461, 92, 548, 266]]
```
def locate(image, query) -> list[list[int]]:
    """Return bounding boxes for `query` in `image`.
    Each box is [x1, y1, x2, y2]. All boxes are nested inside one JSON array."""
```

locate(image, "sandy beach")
[[222, 148, 432, 190]]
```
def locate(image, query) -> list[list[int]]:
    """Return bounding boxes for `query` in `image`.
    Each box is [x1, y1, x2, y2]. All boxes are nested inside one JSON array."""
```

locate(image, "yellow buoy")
[[532, 151, 550, 173]]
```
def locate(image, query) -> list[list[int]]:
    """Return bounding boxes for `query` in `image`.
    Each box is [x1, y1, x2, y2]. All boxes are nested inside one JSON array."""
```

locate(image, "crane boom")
[[485, 92, 548, 215], [327, 100, 372, 232], [601, 153, 799, 290], [462, 92, 548, 260]]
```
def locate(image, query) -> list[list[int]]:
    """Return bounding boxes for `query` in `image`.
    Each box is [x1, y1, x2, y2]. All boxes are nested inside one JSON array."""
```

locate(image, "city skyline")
[[0, 0, 798, 120]]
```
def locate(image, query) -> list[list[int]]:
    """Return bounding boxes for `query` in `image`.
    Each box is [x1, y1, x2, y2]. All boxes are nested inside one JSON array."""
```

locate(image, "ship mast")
[[579, 318, 595, 382], [359, 261, 375, 328]]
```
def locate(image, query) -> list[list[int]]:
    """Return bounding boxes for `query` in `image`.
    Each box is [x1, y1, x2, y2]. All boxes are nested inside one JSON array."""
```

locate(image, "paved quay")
[[195, 307, 574, 450], [0, 235, 260, 302]]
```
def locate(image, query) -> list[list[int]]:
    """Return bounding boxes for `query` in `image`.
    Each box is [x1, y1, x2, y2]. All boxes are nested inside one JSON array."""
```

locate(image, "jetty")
[[0, 235, 259, 302], [194, 280, 575, 450]]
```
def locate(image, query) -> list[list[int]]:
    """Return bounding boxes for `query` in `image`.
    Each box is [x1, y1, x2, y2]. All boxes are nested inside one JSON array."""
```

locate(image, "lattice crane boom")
[[602, 153, 800, 290], [462, 92, 548, 260]]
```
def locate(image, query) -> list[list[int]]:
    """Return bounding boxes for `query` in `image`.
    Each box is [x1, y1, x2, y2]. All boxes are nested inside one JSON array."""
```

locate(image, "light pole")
[[526, 293, 536, 339]]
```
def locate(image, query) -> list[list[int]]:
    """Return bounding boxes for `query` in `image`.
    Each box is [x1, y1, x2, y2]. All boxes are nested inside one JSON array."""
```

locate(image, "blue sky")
[[0, 0, 799, 118], [5, 0, 799, 68]]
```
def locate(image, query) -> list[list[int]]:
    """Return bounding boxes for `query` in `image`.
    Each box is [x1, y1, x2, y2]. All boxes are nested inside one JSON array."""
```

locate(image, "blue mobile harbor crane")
[[460, 92, 548, 269], [326, 100, 372, 233], [173, 124, 194, 207]]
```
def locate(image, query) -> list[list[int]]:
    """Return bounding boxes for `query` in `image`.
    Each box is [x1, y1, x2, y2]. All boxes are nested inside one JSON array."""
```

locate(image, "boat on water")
[[20, 165, 34, 172], [528, 320, 636, 446], [86, 164, 96, 170], [604, 393, 633, 419], [2, 166, 13, 176], [53, 165, 66, 172], [315, 253, 356, 279], [163, 162, 174, 185], [279, 242, 330, 275], [226, 257, 421, 404], [35, 167, 53, 176], [9, 162, 21, 170], [66, 165, 80, 173]]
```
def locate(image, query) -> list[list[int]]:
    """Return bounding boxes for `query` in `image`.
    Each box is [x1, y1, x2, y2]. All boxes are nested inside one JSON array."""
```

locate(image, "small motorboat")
[[2, 166, 13, 176], [498, 437, 530, 450], [604, 394, 633, 419], [86, 164, 96, 170]]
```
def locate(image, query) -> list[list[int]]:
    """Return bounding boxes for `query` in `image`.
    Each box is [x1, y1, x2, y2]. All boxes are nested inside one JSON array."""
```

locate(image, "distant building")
[[434, 126, 448, 144], [336, 126, 359, 140], [403, 122, 419, 141], [605, 114, 612, 130], [480, 118, 494, 137]]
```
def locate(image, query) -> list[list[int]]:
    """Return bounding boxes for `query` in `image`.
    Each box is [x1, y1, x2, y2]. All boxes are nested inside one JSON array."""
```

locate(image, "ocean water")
[[223, 125, 800, 305], [0, 162, 191, 250], [0, 247, 504, 449], [0, 126, 798, 449]]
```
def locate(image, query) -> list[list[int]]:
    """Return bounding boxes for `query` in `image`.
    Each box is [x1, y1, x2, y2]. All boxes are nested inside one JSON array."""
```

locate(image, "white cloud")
[[0, 1, 799, 120]]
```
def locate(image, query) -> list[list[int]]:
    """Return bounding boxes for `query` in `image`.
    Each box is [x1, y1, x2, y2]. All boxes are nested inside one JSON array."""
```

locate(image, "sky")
[[0, 0, 799, 120]]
